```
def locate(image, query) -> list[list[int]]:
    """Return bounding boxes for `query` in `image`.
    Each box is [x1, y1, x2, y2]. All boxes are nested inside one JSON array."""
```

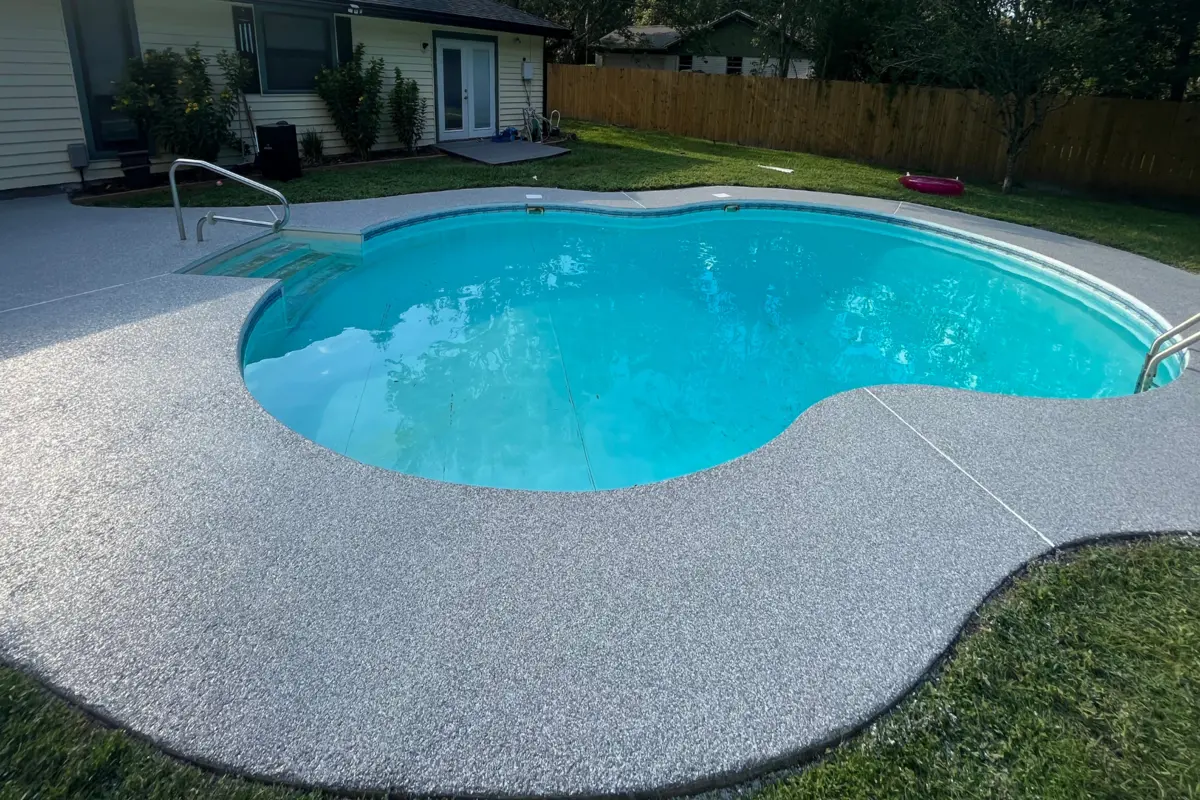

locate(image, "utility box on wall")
[[522, 60, 534, 81]]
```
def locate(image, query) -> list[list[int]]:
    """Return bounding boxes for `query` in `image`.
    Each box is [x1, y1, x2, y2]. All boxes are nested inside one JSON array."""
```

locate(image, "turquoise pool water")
[[241, 207, 1178, 491]]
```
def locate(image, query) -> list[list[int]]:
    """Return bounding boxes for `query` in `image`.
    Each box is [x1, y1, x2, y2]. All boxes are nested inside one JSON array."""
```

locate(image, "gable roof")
[[596, 10, 755, 51], [294, 0, 570, 38]]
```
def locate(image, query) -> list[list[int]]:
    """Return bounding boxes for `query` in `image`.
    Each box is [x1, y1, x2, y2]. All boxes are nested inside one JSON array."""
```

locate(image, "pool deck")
[[1, 187, 1198, 796]]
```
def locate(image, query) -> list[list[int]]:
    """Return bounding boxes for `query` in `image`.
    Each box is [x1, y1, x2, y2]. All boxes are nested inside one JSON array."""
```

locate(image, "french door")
[[436, 39, 496, 141]]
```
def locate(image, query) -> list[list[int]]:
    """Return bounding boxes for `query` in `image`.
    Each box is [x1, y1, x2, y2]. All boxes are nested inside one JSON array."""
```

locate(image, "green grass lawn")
[[84, 121, 1200, 273], [2, 538, 1197, 799]]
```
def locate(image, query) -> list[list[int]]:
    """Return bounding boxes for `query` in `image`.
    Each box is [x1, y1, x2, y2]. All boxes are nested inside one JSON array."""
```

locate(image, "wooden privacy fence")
[[548, 64, 1200, 198]]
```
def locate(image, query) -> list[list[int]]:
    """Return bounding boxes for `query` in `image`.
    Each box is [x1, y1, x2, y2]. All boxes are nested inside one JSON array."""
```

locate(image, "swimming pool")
[[240, 205, 1181, 491]]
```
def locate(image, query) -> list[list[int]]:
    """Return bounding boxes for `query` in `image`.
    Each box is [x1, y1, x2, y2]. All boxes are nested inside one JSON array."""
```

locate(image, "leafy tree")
[[639, 0, 907, 81], [510, 0, 639, 63], [637, 0, 804, 79], [885, 0, 1096, 192], [786, 0, 907, 82], [315, 43, 385, 160], [747, 0, 814, 79], [1057, 0, 1199, 100], [215, 50, 257, 157]]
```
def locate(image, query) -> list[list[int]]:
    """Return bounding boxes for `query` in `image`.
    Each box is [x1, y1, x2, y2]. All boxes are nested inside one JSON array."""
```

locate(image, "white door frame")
[[435, 37, 497, 142]]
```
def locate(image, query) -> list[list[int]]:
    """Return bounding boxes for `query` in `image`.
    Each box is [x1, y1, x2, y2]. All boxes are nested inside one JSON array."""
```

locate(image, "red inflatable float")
[[899, 173, 965, 196]]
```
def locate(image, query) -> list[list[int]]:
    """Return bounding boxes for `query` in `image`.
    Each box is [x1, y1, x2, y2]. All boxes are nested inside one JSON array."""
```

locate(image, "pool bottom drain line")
[[548, 311, 597, 490]]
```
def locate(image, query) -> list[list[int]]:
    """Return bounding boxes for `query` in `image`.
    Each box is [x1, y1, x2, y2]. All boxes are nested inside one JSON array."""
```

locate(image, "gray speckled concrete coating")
[[1, 188, 1198, 796]]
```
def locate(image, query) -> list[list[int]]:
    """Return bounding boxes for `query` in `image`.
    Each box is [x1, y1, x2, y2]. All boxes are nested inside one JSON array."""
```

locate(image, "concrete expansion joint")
[[0, 273, 170, 316], [863, 387, 1056, 548], [621, 190, 648, 209]]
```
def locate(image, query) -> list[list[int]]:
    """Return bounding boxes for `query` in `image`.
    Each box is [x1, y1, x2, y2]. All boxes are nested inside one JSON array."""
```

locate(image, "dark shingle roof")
[[342, 0, 570, 37], [597, 25, 680, 50], [596, 10, 755, 51]]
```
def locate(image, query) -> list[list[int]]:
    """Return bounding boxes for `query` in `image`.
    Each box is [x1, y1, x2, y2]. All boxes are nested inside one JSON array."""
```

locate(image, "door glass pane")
[[262, 12, 332, 91], [442, 48, 463, 130], [67, 0, 139, 152], [472, 48, 492, 130]]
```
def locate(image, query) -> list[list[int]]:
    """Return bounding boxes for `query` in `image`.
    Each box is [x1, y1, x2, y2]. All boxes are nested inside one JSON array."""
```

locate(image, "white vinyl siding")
[[495, 31, 544, 132], [594, 54, 725, 74], [0, 0, 549, 191], [246, 93, 342, 154], [134, 0, 237, 70], [0, 0, 120, 191], [594, 53, 679, 72], [355, 16, 543, 146], [137, 6, 545, 153], [689, 56, 727, 75], [745, 57, 813, 79], [352, 16, 434, 150], [598, 52, 812, 79]]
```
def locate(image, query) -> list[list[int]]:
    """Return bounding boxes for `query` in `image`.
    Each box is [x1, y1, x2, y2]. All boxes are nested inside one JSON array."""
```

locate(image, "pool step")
[[187, 241, 313, 278], [248, 249, 334, 282], [280, 255, 361, 325]]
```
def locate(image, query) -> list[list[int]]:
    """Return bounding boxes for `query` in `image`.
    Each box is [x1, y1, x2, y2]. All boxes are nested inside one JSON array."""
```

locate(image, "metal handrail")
[[169, 158, 289, 242], [1135, 310, 1200, 392]]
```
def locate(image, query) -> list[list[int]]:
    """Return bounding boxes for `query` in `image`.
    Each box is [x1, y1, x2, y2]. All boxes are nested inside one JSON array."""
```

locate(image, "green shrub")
[[314, 44, 385, 160], [216, 50, 257, 158], [113, 46, 241, 161], [300, 129, 326, 164], [388, 68, 427, 153]]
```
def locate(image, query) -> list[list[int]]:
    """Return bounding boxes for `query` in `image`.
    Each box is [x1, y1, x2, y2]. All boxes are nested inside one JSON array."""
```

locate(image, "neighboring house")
[[0, 0, 568, 193], [593, 10, 810, 79]]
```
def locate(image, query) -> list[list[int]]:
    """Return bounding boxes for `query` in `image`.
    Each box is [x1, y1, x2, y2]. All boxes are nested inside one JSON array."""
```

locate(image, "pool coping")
[[1, 186, 1198, 798]]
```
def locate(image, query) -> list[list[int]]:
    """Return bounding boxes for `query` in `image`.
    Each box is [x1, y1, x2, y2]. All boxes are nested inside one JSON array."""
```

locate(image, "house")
[[593, 11, 810, 79], [0, 0, 568, 193]]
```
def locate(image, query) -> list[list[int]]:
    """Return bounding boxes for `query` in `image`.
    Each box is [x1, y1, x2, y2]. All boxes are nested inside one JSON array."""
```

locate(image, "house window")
[[259, 10, 334, 91], [62, 0, 141, 155], [678, 55, 693, 72], [726, 56, 743, 75]]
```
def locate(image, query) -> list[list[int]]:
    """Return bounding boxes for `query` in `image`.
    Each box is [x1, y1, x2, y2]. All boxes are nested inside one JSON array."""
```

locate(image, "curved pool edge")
[[1, 187, 1198, 798], [232, 197, 1188, 496], [359, 198, 1189, 376]]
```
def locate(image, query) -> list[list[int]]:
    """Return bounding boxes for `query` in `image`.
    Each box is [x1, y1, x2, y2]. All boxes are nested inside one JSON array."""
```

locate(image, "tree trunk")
[[1002, 148, 1018, 193], [1168, 15, 1197, 101], [778, 29, 789, 80]]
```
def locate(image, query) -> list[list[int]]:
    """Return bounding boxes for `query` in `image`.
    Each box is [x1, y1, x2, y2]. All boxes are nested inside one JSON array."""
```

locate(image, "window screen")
[[726, 56, 743, 75], [678, 55, 693, 71], [261, 12, 333, 91]]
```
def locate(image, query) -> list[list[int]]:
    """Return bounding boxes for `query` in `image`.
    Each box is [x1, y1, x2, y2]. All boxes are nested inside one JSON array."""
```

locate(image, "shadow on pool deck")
[[0, 274, 270, 361]]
